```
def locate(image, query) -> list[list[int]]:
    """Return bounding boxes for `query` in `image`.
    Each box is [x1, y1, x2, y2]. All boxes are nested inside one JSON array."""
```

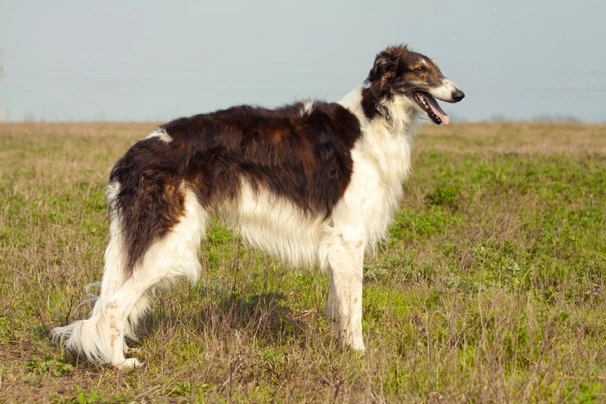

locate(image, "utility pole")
[[0, 48, 4, 122]]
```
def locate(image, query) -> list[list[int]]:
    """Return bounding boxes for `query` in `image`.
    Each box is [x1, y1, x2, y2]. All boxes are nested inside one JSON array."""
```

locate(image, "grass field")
[[0, 122, 605, 403]]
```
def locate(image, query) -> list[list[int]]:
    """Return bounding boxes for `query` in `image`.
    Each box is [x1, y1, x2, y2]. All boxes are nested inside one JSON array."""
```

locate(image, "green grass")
[[0, 122, 605, 402]]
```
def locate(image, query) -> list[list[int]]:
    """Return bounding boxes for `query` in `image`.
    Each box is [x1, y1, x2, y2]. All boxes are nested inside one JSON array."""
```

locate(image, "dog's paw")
[[116, 357, 144, 370]]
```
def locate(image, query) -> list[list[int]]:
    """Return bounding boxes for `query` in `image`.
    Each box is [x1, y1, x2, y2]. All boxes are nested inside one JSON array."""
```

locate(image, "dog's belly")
[[218, 182, 326, 269]]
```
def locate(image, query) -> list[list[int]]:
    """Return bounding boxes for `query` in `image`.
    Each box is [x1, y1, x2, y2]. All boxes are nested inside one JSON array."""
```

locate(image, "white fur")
[[300, 101, 315, 116], [323, 89, 418, 348], [52, 187, 206, 368], [52, 86, 428, 367], [145, 127, 172, 143], [429, 78, 461, 101], [222, 181, 325, 269]]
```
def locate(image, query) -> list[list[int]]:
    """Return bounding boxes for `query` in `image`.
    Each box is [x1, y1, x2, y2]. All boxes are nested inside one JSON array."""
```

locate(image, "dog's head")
[[366, 45, 464, 125]]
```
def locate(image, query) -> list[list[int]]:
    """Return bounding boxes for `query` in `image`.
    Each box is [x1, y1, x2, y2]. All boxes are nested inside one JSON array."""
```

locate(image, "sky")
[[1, 0, 605, 123]]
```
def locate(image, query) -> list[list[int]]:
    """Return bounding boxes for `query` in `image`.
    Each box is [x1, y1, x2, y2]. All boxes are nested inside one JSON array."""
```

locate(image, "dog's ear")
[[366, 45, 406, 99]]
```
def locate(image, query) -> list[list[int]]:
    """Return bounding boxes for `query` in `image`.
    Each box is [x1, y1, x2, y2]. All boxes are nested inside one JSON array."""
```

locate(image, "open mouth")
[[413, 92, 450, 125]]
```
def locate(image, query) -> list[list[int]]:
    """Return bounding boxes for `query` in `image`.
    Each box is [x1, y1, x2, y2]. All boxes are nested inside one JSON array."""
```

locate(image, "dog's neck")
[[381, 96, 422, 135], [373, 100, 391, 121], [351, 87, 421, 136], [340, 88, 419, 185]]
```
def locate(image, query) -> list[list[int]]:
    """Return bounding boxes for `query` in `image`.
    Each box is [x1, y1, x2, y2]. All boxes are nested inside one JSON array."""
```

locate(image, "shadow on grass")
[[210, 291, 307, 343], [141, 290, 311, 347]]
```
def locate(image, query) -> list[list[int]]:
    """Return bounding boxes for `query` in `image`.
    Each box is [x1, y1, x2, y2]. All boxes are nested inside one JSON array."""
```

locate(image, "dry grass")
[[419, 122, 606, 156], [1, 122, 605, 402]]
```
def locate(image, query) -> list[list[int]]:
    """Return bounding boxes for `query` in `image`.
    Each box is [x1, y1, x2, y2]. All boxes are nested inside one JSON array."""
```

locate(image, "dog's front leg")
[[325, 229, 365, 351]]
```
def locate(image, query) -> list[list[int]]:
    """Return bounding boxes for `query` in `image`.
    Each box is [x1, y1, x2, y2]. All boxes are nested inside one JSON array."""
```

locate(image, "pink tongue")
[[426, 95, 450, 125]]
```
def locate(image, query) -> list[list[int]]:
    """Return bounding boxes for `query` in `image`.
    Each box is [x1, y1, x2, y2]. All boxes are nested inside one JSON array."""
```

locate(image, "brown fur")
[[110, 102, 362, 274]]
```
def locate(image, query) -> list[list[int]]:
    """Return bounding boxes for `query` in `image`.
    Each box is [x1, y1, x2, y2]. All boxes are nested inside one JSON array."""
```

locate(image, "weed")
[[26, 357, 74, 377]]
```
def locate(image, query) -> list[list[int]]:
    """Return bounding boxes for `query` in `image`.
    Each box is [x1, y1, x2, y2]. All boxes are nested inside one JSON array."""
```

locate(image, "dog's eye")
[[415, 66, 426, 73]]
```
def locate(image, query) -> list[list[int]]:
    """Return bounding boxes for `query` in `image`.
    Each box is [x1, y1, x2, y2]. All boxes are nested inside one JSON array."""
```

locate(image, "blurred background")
[[0, 0, 604, 123]]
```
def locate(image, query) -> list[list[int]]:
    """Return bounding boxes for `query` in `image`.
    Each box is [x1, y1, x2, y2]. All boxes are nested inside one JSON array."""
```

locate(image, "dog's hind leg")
[[51, 200, 133, 366], [52, 188, 206, 368], [323, 225, 366, 351]]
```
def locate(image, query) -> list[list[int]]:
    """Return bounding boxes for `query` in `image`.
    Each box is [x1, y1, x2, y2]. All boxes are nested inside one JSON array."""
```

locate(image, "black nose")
[[452, 89, 465, 102]]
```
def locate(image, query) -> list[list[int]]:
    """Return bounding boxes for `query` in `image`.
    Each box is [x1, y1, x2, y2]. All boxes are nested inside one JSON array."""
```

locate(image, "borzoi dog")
[[52, 45, 464, 368]]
